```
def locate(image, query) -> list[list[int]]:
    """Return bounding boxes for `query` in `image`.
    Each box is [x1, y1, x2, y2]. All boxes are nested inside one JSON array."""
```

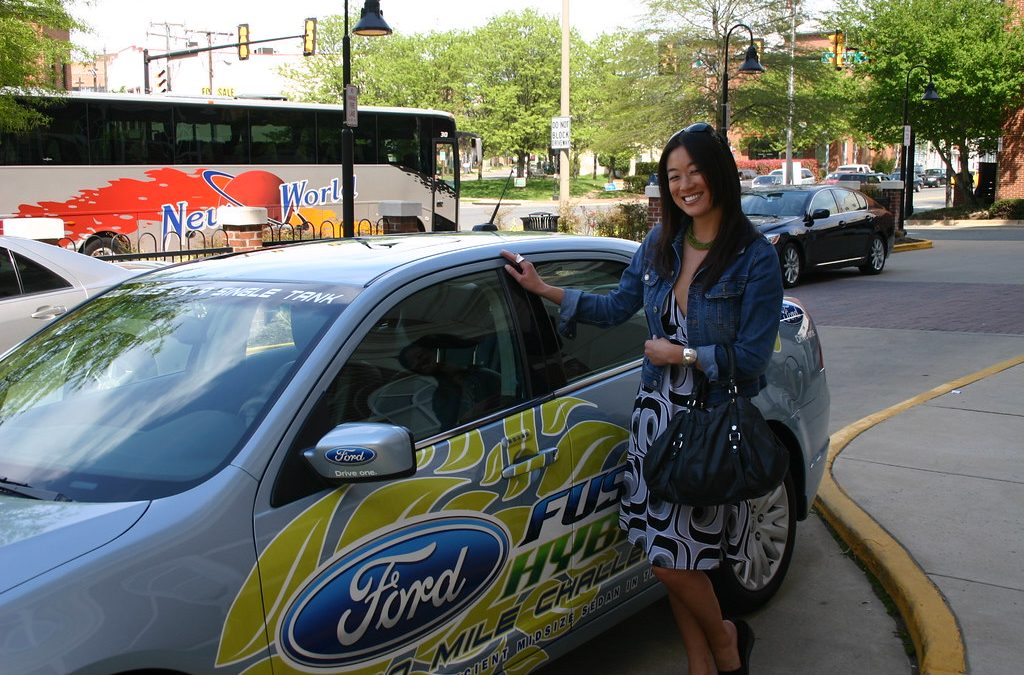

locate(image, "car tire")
[[780, 243, 802, 288], [711, 471, 798, 614], [859, 235, 886, 275], [81, 235, 129, 257]]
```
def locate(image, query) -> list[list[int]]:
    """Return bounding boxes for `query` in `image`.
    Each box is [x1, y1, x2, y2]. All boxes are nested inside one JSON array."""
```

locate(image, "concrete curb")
[[894, 240, 934, 252], [814, 353, 1024, 675]]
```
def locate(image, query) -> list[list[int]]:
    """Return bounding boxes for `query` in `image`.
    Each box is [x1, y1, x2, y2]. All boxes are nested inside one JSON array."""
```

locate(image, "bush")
[[873, 157, 896, 175], [734, 158, 819, 177], [635, 161, 658, 177], [622, 175, 649, 193], [594, 202, 649, 242], [987, 198, 1024, 220]]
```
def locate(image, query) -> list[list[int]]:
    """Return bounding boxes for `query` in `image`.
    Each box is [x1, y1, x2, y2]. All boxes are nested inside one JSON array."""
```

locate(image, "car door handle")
[[31, 305, 67, 320], [502, 447, 558, 479]]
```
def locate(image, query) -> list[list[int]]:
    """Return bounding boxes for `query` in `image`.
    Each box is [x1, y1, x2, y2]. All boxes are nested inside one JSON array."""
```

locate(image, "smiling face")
[[666, 145, 722, 225]]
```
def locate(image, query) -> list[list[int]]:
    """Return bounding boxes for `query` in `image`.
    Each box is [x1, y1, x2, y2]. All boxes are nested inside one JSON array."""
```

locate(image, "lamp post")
[[342, 0, 392, 238], [718, 23, 765, 141], [898, 64, 939, 237]]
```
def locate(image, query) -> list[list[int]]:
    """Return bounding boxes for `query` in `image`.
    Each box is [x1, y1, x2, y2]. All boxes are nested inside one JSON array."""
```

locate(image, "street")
[[533, 223, 1024, 674]]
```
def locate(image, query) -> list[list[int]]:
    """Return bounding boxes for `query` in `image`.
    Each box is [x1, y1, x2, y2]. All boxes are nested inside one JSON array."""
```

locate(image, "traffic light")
[[658, 40, 678, 75], [828, 30, 845, 70], [238, 24, 250, 61], [303, 18, 317, 57], [155, 69, 167, 93]]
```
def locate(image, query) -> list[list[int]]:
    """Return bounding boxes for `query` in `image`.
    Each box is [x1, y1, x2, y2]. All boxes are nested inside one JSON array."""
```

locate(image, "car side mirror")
[[810, 208, 830, 220], [303, 423, 417, 484]]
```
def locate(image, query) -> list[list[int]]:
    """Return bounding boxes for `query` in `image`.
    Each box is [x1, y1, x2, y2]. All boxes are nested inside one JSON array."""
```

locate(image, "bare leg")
[[653, 566, 740, 672], [665, 592, 717, 675]]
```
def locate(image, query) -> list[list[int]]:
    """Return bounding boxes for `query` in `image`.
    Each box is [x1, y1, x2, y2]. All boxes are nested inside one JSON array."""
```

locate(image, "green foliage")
[[635, 161, 658, 177], [831, 0, 1024, 204], [621, 176, 649, 193], [873, 157, 896, 175], [987, 199, 1024, 220], [594, 202, 649, 242], [0, 0, 83, 132]]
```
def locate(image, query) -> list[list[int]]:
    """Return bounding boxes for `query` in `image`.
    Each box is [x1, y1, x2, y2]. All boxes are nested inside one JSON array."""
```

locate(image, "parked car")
[[821, 171, 884, 187], [0, 233, 830, 674], [738, 168, 759, 190], [0, 236, 137, 355], [769, 167, 816, 184], [888, 171, 922, 192], [742, 185, 896, 287], [835, 163, 872, 174], [922, 168, 947, 187], [751, 174, 783, 188]]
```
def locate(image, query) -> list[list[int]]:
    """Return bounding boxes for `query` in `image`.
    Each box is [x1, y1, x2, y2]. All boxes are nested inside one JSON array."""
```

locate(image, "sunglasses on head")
[[672, 122, 728, 145]]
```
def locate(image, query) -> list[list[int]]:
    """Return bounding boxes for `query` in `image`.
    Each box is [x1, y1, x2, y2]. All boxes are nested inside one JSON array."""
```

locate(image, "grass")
[[459, 175, 636, 201], [906, 205, 979, 221]]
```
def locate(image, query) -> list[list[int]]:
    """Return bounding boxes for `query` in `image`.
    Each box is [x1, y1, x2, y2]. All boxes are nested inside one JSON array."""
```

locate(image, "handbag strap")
[[724, 345, 739, 397]]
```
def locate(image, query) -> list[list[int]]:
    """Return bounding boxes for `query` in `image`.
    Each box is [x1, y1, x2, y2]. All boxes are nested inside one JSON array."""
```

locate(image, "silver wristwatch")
[[681, 347, 697, 366]]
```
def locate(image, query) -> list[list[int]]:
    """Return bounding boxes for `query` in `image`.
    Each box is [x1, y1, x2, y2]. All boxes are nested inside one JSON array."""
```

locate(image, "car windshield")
[[741, 191, 810, 217], [0, 279, 353, 502]]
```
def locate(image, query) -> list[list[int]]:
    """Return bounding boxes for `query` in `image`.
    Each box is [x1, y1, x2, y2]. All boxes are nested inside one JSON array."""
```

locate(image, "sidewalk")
[[817, 355, 1024, 674]]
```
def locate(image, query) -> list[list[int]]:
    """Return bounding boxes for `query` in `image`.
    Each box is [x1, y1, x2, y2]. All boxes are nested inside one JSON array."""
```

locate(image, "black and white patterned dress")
[[620, 293, 753, 571]]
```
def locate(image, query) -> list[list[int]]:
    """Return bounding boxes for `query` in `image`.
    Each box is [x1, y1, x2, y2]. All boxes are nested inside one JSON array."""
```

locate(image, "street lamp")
[[898, 64, 939, 236], [719, 23, 765, 140], [342, 0, 392, 238]]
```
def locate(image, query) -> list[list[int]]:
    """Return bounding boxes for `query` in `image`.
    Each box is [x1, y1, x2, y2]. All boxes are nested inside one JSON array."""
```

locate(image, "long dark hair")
[[654, 127, 758, 288]]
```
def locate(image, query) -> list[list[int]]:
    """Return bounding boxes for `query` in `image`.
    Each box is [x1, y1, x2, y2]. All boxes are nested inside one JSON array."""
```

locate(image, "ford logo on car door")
[[279, 514, 510, 668]]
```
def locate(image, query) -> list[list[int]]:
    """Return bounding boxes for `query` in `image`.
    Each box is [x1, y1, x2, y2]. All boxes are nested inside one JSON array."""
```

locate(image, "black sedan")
[[742, 186, 896, 287]]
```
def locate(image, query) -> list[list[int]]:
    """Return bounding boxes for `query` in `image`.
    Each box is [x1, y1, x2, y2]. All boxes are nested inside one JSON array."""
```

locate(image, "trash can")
[[520, 211, 559, 232]]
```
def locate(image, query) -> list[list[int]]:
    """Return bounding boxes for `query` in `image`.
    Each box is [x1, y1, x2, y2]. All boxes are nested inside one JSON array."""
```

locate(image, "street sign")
[[903, 125, 912, 147], [551, 116, 571, 150], [345, 85, 358, 127]]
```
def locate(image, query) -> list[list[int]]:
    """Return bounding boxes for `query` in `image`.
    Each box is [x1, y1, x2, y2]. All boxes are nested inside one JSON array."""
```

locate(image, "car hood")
[[748, 215, 805, 232], [0, 497, 148, 593]]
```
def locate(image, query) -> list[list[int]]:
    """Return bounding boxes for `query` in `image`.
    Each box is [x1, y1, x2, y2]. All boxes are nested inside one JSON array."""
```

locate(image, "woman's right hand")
[[500, 250, 545, 294]]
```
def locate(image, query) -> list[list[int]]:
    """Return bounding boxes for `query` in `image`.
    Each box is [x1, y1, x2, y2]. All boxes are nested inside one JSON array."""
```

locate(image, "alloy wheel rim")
[[783, 248, 800, 285], [871, 239, 884, 269], [732, 482, 790, 591]]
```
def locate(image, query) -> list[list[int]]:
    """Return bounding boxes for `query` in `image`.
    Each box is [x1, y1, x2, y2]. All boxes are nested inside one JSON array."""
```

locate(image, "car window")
[[0, 280, 344, 502], [0, 248, 19, 298], [809, 190, 838, 215], [854, 192, 868, 210], [12, 251, 72, 294], [534, 259, 646, 382], [836, 189, 862, 213], [741, 190, 810, 217], [311, 270, 524, 442]]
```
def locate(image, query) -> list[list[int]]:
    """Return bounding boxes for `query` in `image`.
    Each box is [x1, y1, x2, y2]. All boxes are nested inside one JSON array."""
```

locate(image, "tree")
[[468, 10, 565, 177], [0, 0, 81, 132], [833, 0, 1024, 206]]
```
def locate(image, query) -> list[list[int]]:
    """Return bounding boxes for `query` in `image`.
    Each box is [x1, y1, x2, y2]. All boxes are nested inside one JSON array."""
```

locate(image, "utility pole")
[[558, 0, 570, 212], [785, 0, 797, 184], [148, 22, 186, 92]]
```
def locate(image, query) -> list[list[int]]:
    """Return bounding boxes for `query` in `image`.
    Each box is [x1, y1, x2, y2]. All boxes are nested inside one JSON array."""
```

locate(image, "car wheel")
[[780, 243, 802, 288], [711, 471, 797, 614], [81, 235, 129, 257], [859, 235, 886, 275]]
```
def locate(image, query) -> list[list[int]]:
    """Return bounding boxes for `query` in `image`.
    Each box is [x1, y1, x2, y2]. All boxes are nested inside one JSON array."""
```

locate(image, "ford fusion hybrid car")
[[0, 233, 830, 674]]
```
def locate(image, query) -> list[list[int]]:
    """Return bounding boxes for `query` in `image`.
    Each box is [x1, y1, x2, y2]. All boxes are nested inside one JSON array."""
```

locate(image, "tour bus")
[[0, 92, 460, 255]]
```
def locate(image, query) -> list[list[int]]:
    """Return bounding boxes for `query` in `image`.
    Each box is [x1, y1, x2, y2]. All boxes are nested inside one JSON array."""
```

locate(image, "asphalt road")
[[531, 224, 1024, 674]]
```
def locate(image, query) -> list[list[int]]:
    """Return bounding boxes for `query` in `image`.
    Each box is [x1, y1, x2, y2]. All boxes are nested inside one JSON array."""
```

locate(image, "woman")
[[501, 123, 783, 675]]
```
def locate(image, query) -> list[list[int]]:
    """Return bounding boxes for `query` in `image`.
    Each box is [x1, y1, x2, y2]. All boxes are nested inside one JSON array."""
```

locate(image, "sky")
[[71, 0, 831, 53], [70, 0, 648, 54]]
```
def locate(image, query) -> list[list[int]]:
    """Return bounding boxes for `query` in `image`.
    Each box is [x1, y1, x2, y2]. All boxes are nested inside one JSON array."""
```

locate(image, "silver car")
[[0, 233, 829, 674], [0, 236, 136, 354]]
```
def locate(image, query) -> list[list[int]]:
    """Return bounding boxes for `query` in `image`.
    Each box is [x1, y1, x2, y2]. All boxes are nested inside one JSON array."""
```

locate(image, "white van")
[[836, 163, 872, 174]]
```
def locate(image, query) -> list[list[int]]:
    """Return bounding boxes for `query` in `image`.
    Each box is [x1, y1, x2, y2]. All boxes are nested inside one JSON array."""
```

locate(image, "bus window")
[[174, 104, 248, 165], [316, 111, 341, 164], [250, 108, 315, 164], [88, 101, 173, 165], [33, 100, 88, 165], [353, 115, 377, 164], [378, 114, 420, 172]]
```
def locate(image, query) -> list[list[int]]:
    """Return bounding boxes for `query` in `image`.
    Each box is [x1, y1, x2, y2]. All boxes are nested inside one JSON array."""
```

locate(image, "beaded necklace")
[[685, 226, 715, 251]]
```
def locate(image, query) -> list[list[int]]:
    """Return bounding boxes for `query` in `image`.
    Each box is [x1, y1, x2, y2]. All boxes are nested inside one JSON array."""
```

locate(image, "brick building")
[[996, 0, 1024, 200]]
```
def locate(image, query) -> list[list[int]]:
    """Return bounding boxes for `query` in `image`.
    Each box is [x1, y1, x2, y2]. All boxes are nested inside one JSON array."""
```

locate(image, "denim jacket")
[[558, 224, 783, 405]]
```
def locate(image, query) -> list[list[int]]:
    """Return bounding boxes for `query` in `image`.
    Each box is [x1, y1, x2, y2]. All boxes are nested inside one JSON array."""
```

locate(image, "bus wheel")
[[82, 235, 128, 257]]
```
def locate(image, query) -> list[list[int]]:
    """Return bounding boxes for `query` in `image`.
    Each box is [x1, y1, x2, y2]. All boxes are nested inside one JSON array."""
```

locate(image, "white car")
[[0, 236, 135, 354], [769, 168, 816, 185]]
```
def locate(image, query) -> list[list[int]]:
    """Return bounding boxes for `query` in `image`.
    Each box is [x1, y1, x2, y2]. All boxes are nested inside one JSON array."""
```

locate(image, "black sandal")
[[718, 619, 755, 675]]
